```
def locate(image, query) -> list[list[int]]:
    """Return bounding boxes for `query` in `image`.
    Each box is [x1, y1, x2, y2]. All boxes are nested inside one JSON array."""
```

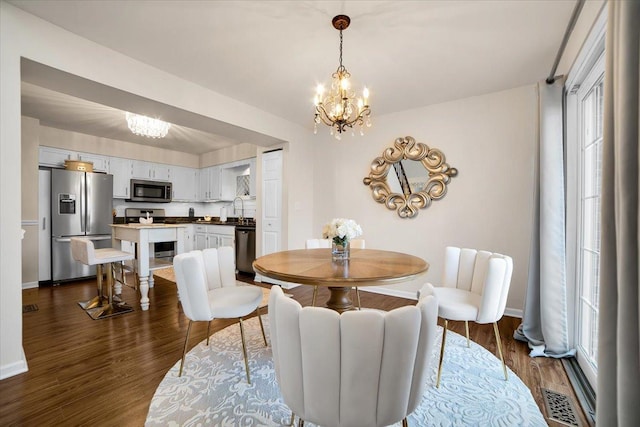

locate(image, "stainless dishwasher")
[[235, 226, 256, 274]]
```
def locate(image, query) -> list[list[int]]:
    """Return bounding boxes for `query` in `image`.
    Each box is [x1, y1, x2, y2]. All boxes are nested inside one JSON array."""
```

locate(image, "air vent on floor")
[[542, 388, 580, 426], [22, 304, 39, 313]]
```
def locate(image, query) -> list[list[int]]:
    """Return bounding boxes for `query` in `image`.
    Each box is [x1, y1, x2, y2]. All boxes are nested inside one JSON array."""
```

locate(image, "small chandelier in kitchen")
[[314, 15, 371, 139], [125, 112, 171, 139]]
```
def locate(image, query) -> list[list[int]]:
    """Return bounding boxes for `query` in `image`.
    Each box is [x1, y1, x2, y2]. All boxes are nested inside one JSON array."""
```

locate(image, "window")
[[566, 11, 606, 389], [575, 60, 604, 385]]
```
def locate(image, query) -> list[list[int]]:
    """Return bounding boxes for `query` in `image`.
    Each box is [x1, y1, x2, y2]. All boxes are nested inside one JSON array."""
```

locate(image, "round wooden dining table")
[[253, 248, 429, 312]]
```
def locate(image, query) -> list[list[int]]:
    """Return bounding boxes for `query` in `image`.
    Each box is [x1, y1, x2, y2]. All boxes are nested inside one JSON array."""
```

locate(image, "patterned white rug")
[[146, 316, 547, 426]]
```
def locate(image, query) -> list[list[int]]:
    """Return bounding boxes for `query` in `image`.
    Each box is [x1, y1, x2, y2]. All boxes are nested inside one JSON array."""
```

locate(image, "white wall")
[[0, 2, 313, 379], [312, 85, 538, 311]]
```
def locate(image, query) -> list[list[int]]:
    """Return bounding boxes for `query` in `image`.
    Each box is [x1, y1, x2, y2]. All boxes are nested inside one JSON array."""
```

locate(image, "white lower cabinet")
[[194, 224, 235, 251], [183, 225, 195, 252]]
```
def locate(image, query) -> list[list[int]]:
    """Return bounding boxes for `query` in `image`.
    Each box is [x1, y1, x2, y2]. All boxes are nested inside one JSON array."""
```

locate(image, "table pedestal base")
[[326, 287, 355, 313]]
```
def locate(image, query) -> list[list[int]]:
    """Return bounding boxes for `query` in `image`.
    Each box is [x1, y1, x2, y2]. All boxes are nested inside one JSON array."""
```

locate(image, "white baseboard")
[[253, 274, 300, 290], [22, 281, 39, 290], [358, 286, 418, 301], [0, 347, 28, 380], [504, 308, 523, 318]]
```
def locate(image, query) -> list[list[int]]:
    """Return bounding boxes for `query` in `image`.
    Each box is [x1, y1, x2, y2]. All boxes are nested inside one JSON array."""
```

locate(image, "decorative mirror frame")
[[363, 136, 458, 218]]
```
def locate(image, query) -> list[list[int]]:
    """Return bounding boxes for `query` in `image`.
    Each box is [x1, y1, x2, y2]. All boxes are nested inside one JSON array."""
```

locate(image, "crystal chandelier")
[[314, 15, 371, 139], [125, 112, 171, 139]]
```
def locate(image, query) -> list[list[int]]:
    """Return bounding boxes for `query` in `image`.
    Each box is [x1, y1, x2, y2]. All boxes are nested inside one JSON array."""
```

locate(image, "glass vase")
[[332, 240, 350, 261]]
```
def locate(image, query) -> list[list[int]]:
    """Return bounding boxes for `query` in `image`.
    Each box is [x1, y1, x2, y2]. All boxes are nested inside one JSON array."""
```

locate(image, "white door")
[[261, 150, 282, 256]]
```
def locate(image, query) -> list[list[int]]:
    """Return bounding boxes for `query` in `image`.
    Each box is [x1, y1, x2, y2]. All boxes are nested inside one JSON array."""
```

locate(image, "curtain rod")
[[546, 0, 586, 84]]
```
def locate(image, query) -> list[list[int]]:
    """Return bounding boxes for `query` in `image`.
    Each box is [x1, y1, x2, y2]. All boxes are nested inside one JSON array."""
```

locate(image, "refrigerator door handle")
[[82, 174, 89, 234], [86, 235, 112, 241], [80, 174, 86, 233], [54, 237, 72, 243]]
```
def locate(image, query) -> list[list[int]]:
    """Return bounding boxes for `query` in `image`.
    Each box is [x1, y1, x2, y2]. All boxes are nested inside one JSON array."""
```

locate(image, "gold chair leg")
[[355, 286, 362, 310], [465, 320, 470, 348], [289, 412, 295, 426], [256, 307, 268, 346], [402, 418, 409, 427], [78, 264, 104, 309], [97, 264, 103, 301], [299, 420, 304, 427], [179, 320, 193, 377], [206, 321, 211, 346], [436, 319, 448, 388], [493, 322, 508, 380], [239, 318, 251, 384], [311, 286, 318, 306]]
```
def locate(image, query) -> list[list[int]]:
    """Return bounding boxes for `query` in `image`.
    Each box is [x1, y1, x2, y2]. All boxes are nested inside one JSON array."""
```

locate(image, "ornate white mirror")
[[363, 136, 458, 218]]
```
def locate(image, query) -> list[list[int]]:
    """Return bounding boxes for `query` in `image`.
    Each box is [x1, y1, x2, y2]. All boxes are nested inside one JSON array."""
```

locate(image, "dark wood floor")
[[0, 274, 587, 426]]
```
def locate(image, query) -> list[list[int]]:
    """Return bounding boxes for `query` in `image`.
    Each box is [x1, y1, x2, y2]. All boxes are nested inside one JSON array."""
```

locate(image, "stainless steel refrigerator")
[[51, 169, 113, 282]]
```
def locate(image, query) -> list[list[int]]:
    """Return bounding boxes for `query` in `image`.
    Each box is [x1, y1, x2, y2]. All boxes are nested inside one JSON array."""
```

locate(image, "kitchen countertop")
[[110, 223, 188, 229], [112, 217, 256, 229]]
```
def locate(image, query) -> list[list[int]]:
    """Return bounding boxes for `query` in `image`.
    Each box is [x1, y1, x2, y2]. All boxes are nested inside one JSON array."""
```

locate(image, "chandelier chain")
[[339, 29, 343, 70]]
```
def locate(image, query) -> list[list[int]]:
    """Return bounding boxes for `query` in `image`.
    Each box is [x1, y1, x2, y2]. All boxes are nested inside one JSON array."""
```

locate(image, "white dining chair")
[[173, 247, 267, 382], [305, 238, 365, 309], [269, 285, 438, 426], [421, 246, 513, 387]]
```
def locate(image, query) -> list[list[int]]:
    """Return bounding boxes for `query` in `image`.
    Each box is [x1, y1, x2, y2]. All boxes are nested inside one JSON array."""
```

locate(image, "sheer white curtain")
[[597, 1, 640, 425], [514, 79, 576, 358]]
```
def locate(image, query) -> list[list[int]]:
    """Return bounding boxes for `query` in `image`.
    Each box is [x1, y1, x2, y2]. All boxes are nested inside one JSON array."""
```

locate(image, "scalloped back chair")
[[173, 247, 267, 382], [421, 246, 513, 387], [269, 285, 438, 427]]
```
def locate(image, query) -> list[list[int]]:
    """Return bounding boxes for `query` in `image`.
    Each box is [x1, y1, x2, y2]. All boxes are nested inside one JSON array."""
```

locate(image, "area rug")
[[146, 316, 547, 426]]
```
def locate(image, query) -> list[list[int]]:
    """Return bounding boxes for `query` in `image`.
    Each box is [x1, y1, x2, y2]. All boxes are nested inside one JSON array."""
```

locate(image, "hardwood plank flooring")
[[1, 275, 588, 426]]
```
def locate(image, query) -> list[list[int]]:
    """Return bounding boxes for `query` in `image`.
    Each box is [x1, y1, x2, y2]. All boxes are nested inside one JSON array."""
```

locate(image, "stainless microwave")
[[129, 179, 172, 203]]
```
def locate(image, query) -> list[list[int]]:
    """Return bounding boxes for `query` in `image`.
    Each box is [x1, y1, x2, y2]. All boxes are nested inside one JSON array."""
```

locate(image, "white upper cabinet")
[[131, 160, 171, 181], [110, 157, 133, 198], [77, 152, 109, 172], [39, 146, 74, 168], [153, 164, 171, 181], [172, 165, 198, 201], [38, 146, 252, 204], [198, 166, 210, 201], [249, 157, 257, 198], [198, 166, 221, 201], [131, 160, 153, 180], [209, 166, 222, 200], [220, 158, 255, 200]]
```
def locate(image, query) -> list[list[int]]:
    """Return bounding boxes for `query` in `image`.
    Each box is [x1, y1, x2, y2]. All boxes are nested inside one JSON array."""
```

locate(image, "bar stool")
[[71, 237, 135, 320]]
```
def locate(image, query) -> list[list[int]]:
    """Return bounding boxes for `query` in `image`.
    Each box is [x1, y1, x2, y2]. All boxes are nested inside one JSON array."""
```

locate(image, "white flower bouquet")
[[322, 218, 363, 247]]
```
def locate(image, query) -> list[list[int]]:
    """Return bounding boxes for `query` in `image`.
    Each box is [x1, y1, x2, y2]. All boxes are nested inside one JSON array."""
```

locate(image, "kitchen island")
[[111, 224, 187, 310]]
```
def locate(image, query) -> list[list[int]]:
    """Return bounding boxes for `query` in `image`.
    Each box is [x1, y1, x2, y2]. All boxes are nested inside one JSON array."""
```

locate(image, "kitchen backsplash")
[[112, 199, 257, 219]]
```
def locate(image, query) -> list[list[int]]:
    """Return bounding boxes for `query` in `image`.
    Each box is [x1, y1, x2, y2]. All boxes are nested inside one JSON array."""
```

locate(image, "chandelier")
[[125, 112, 171, 139], [314, 15, 371, 139]]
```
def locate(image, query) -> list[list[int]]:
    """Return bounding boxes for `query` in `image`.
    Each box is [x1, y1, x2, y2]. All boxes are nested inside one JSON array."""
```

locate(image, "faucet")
[[233, 197, 244, 224]]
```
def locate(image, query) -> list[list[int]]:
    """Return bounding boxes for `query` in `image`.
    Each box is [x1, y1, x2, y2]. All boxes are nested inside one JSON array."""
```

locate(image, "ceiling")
[[11, 0, 577, 154]]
